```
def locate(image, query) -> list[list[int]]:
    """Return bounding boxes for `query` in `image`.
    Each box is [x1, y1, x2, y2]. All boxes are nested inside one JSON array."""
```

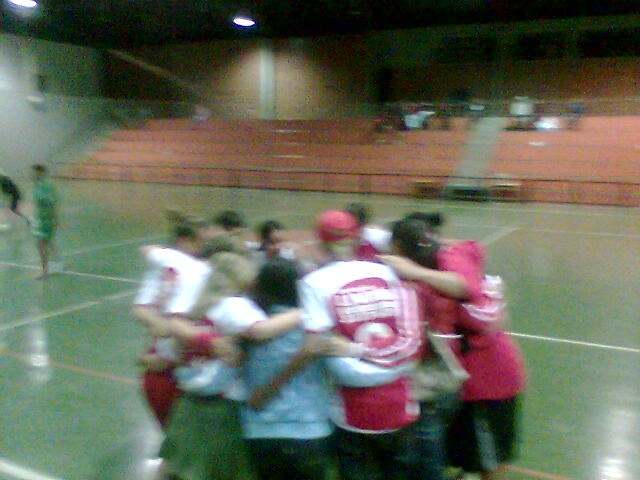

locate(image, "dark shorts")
[[446, 396, 521, 472], [142, 369, 181, 428], [333, 426, 413, 480], [246, 436, 333, 480], [1, 177, 20, 211], [8, 194, 19, 212]]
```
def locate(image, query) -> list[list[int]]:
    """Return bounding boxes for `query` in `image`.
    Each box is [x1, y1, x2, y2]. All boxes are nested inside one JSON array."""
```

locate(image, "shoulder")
[[362, 226, 391, 249], [208, 296, 267, 334], [302, 260, 397, 286], [212, 296, 263, 317], [438, 240, 485, 268]]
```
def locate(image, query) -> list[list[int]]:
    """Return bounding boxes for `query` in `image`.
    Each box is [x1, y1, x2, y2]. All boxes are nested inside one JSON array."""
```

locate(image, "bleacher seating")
[[489, 116, 640, 206], [60, 116, 639, 206], [62, 118, 468, 197]]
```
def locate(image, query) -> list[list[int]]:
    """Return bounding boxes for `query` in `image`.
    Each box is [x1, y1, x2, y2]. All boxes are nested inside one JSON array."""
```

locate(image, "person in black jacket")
[[0, 172, 29, 227]]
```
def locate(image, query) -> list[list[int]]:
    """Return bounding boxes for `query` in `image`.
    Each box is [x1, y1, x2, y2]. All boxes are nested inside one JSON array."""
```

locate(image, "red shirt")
[[430, 241, 527, 400]]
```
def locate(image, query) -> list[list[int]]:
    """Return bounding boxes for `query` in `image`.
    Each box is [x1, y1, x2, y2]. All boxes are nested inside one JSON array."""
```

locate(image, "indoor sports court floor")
[[0, 180, 638, 480]]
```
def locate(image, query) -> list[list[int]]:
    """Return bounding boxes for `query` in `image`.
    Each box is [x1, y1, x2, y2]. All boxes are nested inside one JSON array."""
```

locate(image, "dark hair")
[[403, 211, 444, 233], [32, 164, 48, 175], [213, 210, 246, 231], [172, 222, 198, 241], [391, 219, 440, 269], [345, 203, 370, 226], [200, 235, 246, 259], [252, 258, 299, 311], [258, 220, 284, 244]]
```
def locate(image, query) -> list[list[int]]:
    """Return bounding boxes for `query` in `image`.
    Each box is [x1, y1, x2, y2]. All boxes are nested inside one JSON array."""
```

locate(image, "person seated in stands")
[[403, 105, 434, 130], [468, 98, 487, 127], [192, 104, 211, 124], [437, 103, 452, 130], [508, 96, 535, 130], [566, 99, 586, 130]]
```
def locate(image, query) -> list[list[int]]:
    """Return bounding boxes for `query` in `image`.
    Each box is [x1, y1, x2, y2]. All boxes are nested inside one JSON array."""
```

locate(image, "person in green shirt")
[[31, 164, 58, 279]]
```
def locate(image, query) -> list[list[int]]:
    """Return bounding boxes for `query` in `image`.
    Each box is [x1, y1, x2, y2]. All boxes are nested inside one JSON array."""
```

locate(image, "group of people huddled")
[[134, 203, 527, 480]]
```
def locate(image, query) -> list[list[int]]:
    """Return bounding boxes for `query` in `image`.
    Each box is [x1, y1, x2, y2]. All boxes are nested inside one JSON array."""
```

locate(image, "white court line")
[[396, 199, 639, 218], [509, 332, 640, 354], [0, 458, 64, 480], [448, 223, 639, 239], [0, 301, 98, 332], [54, 269, 138, 284], [61, 234, 166, 256], [0, 261, 138, 284], [512, 227, 640, 239], [482, 226, 519, 245], [373, 218, 638, 240], [0, 289, 136, 333]]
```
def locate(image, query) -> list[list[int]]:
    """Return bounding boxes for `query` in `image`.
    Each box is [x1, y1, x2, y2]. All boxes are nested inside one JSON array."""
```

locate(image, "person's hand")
[[323, 336, 365, 357], [138, 353, 171, 371], [211, 336, 243, 367], [377, 254, 429, 280]]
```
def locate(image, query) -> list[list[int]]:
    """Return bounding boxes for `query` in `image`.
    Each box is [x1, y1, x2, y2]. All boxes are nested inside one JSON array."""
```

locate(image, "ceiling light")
[[233, 16, 256, 27], [8, 0, 38, 7]]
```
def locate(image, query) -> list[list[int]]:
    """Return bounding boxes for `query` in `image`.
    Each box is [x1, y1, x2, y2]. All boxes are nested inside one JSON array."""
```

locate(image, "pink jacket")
[[437, 241, 527, 401]]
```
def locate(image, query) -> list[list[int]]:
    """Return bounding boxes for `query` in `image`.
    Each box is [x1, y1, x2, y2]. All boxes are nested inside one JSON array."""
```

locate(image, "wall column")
[[258, 39, 276, 119]]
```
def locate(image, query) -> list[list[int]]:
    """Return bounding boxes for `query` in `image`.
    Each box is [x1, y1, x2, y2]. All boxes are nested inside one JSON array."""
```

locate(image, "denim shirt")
[[240, 306, 333, 440]]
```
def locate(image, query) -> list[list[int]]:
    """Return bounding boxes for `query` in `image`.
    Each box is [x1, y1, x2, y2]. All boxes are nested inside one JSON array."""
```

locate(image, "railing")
[[59, 162, 639, 207]]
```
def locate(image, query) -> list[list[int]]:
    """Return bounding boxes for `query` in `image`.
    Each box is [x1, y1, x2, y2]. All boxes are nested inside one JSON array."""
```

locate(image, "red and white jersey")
[[134, 265, 167, 308], [135, 247, 212, 364], [135, 247, 212, 316], [299, 260, 422, 432]]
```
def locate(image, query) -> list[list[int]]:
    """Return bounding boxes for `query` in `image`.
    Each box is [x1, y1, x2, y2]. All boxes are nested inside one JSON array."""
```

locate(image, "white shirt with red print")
[[134, 247, 212, 362], [299, 260, 422, 433]]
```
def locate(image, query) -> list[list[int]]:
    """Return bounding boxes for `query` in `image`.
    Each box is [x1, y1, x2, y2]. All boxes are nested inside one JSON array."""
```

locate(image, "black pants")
[[246, 436, 333, 480], [404, 393, 461, 480], [333, 426, 412, 480]]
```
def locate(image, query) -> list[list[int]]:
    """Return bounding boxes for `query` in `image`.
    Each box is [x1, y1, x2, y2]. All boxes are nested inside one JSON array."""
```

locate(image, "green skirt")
[[32, 216, 56, 240], [160, 395, 255, 480]]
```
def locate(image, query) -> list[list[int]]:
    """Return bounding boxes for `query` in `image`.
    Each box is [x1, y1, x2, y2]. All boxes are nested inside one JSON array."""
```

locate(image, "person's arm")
[[168, 317, 243, 366], [140, 245, 163, 259], [325, 356, 414, 387], [377, 254, 469, 299], [247, 333, 327, 409], [243, 309, 301, 341], [133, 305, 171, 336]]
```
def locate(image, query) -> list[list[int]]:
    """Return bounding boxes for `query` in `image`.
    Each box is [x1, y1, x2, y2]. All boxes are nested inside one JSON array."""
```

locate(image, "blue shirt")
[[241, 305, 333, 440]]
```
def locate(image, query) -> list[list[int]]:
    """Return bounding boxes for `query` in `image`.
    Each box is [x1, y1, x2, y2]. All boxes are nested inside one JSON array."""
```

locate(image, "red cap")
[[316, 210, 360, 243]]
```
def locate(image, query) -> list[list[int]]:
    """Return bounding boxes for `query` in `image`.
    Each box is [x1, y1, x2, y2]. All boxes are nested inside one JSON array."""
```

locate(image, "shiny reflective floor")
[[0, 180, 638, 480]]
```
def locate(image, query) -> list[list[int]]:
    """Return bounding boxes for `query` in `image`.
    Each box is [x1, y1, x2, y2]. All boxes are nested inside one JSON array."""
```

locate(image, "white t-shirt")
[[299, 260, 422, 432], [134, 265, 165, 307], [136, 247, 212, 315], [135, 247, 212, 363]]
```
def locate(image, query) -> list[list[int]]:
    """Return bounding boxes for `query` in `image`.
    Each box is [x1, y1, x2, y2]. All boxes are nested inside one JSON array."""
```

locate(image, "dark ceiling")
[[1, 0, 639, 49]]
